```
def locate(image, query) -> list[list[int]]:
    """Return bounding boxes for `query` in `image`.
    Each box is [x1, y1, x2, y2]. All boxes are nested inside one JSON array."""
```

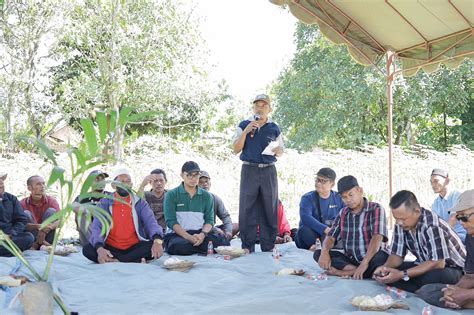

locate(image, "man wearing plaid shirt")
[[314, 175, 389, 279], [374, 190, 465, 293]]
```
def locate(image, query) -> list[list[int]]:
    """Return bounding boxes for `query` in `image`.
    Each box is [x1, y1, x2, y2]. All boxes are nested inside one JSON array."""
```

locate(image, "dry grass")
[[1, 141, 472, 237]]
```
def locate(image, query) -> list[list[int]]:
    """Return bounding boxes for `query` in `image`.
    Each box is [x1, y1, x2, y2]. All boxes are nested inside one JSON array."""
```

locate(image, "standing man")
[[0, 173, 34, 256], [374, 190, 465, 293], [198, 170, 234, 241], [233, 94, 283, 253], [138, 168, 168, 231], [164, 161, 229, 255], [314, 175, 389, 279], [295, 167, 345, 250], [83, 168, 164, 263], [20, 175, 60, 249], [430, 168, 466, 242]]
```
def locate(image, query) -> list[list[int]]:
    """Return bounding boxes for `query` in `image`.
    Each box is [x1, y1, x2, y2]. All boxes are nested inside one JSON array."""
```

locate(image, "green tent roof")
[[270, 0, 473, 76]]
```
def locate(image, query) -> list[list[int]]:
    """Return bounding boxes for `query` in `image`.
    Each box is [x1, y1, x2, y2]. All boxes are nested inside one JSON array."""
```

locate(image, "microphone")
[[250, 114, 261, 138]]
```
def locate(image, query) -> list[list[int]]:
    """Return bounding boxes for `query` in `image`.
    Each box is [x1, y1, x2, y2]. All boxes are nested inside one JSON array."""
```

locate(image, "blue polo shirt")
[[298, 190, 345, 235], [236, 119, 282, 164], [432, 189, 466, 241]]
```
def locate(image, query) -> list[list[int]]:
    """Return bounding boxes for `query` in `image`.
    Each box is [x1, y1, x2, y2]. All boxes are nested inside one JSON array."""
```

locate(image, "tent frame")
[[291, 0, 474, 211]]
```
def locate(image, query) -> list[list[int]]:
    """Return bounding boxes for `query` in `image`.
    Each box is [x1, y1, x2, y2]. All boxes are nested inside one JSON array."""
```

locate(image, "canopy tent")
[[270, 0, 474, 204]]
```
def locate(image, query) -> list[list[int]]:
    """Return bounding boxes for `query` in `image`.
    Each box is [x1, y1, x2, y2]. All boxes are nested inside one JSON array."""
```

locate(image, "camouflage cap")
[[253, 94, 271, 106]]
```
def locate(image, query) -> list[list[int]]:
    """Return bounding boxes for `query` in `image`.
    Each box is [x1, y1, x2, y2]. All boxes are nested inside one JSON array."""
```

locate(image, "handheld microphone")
[[250, 114, 261, 138]]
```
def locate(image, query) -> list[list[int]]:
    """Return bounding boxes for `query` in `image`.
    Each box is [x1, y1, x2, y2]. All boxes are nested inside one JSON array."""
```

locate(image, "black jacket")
[[0, 192, 28, 235]]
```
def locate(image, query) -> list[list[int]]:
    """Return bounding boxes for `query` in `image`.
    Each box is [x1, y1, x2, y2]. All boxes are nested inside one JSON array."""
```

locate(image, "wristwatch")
[[402, 270, 410, 281], [153, 238, 163, 245]]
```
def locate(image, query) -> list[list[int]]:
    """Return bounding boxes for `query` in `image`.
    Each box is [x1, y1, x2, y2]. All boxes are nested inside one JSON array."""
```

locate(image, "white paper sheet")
[[262, 140, 279, 156]]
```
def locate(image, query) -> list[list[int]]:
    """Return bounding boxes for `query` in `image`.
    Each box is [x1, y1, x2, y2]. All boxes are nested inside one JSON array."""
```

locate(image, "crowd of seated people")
[[1, 165, 472, 310]]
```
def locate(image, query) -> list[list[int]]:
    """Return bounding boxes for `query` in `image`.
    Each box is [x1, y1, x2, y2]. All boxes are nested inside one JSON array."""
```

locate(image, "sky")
[[191, 0, 298, 104]]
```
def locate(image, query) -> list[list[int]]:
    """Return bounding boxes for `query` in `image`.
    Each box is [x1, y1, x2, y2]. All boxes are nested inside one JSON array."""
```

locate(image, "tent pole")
[[386, 52, 395, 225]]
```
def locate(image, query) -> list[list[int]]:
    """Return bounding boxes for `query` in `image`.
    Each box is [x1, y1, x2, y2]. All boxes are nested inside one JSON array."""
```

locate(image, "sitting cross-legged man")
[[374, 190, 465, 293], [0, 173, 34, 256], [164, 161, 230, 255], [82, 168, 164, 263], [314, 175, 389, 279], [20, 175, 60, 249]]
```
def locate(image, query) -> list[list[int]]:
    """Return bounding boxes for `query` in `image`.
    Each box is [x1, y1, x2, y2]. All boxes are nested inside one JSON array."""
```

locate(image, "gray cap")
[[199, 170, 210, 179], [452, 189, 474, 213], [253, 94, 271, 106], [431, 168, 448, 178]]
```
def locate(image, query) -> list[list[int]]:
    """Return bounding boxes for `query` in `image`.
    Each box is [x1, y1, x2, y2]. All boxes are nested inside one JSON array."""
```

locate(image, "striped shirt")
[[390, 208, 466, 269], [330, 198, 388, 263]]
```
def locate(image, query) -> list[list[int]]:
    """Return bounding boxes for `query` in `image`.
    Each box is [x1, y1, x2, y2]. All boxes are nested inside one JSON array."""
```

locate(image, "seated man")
[[430, 168, 466, 242], [138, 168, 168, 231], [198, 170, 234, 241], [20, 175, 60, 249], [164, 161, 229, 255], [295, 167, 344, 250], [417, 189, 474, 310], [83, 168, 164, 263], [374, 190, 465, 293], [73, 170, 111, 246], [314, 175, 389, 280], [0, 173, 34, 256]]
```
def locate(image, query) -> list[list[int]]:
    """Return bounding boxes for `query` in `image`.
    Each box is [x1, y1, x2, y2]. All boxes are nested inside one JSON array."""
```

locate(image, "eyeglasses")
[[456, 213, 474, 223], [315, 177, 330, 184], [185, 172, 200, 179]]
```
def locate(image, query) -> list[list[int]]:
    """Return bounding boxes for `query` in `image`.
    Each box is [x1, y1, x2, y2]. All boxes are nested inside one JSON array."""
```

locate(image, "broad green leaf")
[[95, 111, 108, 143], [80, 119, 98, 156], [48, 166, 65, 187], [118, 107, 133, 127]]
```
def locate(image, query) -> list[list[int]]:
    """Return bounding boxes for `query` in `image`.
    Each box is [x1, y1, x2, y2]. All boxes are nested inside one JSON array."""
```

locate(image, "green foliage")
[[0, 110, 143, 313], [271, 23, 473, 151]]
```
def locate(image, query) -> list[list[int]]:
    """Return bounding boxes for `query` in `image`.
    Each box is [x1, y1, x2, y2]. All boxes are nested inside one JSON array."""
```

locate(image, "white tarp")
[[0, 241, 466, 314]]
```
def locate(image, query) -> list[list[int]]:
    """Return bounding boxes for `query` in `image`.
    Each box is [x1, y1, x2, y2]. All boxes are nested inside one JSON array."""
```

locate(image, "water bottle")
[[386, 286, 407, 298], [273, 246, 280, 260], [422, 305, 433, 315], [315, 239, 322, 251], [207, 241, 214, 256]]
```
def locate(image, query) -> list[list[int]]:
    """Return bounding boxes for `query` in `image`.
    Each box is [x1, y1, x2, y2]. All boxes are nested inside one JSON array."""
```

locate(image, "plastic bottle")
[[422, 305, 433, 315], [273, 246, 280, 260], [386, 286, 407, 298], [315, 239, 322, 250], [207, 241, 214, 256]]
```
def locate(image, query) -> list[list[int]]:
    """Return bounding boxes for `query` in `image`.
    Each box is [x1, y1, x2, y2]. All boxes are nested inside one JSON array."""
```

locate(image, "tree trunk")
[[5, 83, 16, 152], [443, 110, 448, 151]]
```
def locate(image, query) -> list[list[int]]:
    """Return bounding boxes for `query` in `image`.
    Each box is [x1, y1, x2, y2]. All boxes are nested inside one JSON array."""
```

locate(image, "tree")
[[50, 0, 226, 160], [0, 0, 60, 148], [271, 22, 472, 151]]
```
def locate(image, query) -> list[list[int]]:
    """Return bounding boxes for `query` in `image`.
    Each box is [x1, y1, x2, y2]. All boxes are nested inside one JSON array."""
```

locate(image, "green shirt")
[[164, 183, 214, 231]]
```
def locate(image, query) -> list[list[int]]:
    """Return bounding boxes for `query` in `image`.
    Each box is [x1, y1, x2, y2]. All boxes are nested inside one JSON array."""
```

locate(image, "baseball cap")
[[316, 168, 336, 181], [199, 170, 210, 179], [337, 175, 359, 194], [452, 189, 474, 213], [431, 168, 448, 178], [253, 94, 271, 106], [181, 161, 200, 174], [88, 170, 109, 178]]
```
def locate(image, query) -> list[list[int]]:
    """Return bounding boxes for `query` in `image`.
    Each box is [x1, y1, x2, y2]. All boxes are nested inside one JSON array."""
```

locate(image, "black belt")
[[242, 161, 274, 168]]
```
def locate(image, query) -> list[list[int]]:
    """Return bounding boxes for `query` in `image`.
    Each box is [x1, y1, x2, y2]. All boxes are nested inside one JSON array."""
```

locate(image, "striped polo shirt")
[[390, 207, 466, 269]]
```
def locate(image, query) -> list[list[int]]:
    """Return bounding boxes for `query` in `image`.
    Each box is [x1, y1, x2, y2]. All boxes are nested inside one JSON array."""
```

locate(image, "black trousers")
[[313, 249, 389, 278], [82, 241, 154, 263], [0, 232, 35, 257], [239, 164, 278, 252], [164, 230, 230, 256], [389, 261, 463, 293]]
